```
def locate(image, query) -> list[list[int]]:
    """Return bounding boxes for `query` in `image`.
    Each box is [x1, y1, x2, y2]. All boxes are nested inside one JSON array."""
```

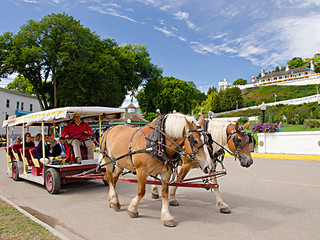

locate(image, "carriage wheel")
[[12, 161, 20, 181], [45, 168, 61, 194]]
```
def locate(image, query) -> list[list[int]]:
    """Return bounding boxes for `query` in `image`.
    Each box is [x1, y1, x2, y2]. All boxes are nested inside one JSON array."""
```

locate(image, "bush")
[[238, 116, 249, 125], [303, 119, 320, 129], [251, 122, 278, 133]]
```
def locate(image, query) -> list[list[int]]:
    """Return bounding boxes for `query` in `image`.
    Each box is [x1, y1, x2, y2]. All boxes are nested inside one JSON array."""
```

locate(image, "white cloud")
[[153, 26, 175, 37], [88, 5, 140, 23], [22, 0, 40, 3], [174, 11, 199, 31]]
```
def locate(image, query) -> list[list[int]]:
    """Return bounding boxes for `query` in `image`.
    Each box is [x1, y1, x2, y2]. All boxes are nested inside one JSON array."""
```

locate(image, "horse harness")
[[99, 114, 209, 174]]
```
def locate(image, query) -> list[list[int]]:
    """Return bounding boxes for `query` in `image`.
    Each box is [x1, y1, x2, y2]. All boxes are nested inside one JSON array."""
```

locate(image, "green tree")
[[137, 76, 205, 119], [207, 86, 217, 95], [233, 78, 247, 85], [288, 57, 304, 69], [6, 76, 34, 95], [0, 13, 161, 110]]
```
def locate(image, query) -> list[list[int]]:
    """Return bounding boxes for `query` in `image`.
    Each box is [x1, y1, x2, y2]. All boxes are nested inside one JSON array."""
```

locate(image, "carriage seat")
[[19, 147, 37, 166], [29, 148, 43, 175], [11, 144, 23, 161], [4, 147, 14, 162]]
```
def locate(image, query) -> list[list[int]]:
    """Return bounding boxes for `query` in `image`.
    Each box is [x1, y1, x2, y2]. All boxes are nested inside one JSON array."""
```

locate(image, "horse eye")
[[238, 138, 242, 142]]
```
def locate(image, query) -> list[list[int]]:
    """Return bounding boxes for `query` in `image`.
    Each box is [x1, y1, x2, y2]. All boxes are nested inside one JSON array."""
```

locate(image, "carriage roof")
[[2, 106, 125, 128]]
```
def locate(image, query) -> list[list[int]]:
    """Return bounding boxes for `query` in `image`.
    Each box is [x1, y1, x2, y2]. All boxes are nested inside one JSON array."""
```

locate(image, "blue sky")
[[1, 0, 320, 100]]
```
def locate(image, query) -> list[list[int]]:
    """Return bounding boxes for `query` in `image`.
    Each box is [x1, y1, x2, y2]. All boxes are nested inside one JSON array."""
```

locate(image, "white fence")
[[257, 131, 320, 155]]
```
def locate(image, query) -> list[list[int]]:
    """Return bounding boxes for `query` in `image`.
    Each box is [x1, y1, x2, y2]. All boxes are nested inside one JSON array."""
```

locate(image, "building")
[[219, 61, 320, 91], [0, 87, 41, 135], [218, 78, 232, 91]]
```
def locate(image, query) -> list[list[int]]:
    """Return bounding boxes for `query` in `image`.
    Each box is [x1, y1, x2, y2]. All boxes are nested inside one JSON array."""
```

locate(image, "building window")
[[5, 114, 9, 120], [16, 101, 19, 110], [30, 104, 33, 112], [6, 99, 10, 108], [21, 102, 24, 110]]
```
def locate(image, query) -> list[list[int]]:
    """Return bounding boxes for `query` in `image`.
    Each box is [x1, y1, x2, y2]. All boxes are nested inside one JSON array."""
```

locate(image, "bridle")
[[184, 128, 210, 161], [227, 124, 252, 160]]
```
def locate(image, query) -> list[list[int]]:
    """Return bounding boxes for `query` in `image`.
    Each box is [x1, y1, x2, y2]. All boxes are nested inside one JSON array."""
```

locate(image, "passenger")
[[25, 132, 35, 147], [34, 133, 42, 147], [62, 113, 94, 164], [49, 132, 58, 148], [35, 134, 53, 164], [15, 137, 22, 145], [52, 137, 67, 157]]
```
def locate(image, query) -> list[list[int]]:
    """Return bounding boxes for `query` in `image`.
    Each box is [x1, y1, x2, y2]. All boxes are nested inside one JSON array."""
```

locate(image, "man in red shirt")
[[62, 113, 94, 163]]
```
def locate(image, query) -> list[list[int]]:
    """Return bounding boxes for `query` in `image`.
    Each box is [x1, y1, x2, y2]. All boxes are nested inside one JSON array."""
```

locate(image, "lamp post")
[[274, 94, 277, 103], [260, 102, 266, 123], [200, 107, 204, 115], [236, 100, 238, 110]]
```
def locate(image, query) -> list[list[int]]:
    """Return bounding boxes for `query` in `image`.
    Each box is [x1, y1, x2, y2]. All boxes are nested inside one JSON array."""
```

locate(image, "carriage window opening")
[[30, 104, 33, 112], [16, 101, 19, 110], [6, 99, 10, 108], [21, 102, 24, 110]]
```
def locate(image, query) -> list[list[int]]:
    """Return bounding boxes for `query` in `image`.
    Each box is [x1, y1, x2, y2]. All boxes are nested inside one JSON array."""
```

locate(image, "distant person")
[[35, 134, 53, 164], [278, 121, 283, 132], [49, 132, 58, 148], [34, 133, 42, 147], [52, 137, 67, 157], [15, 137, 22, 145], [62, 113, 94, 163], [24, 132, 35, 147]]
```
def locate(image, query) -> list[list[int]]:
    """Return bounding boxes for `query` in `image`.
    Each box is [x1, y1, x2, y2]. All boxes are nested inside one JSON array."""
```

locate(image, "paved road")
[[1, 149, 320, 240]]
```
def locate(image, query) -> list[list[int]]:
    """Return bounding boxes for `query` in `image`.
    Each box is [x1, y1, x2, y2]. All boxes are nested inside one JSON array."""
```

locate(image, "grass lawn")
[[0, 199, 60, 240]]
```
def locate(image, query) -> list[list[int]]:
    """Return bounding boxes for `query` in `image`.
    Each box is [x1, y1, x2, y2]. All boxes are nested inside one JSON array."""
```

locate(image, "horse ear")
[[235, 121, 240, 131], [185, 118, 195, 130], [198, 114, 204, 128], [242, 121, 251, 130]]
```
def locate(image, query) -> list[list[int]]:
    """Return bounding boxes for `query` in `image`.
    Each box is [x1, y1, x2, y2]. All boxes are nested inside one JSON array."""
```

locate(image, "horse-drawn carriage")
[[3, 106, 124, 193], [3, 106, 253, 227]]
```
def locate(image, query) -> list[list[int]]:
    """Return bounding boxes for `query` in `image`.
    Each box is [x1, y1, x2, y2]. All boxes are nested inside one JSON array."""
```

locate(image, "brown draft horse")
[[100, 113, 213, 227], [151, 120, 253, 214]]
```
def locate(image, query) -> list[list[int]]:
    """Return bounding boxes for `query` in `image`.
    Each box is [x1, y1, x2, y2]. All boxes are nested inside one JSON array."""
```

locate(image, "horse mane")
[[164, 113, 198, 138], [207, 120, 232, 152]]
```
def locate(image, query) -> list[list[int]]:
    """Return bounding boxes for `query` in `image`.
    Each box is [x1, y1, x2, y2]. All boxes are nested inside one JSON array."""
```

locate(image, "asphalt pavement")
[[1, 148, 320, 240]]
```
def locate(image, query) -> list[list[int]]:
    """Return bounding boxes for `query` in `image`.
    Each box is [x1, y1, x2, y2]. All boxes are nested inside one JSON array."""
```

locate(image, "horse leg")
[[151, 184, 160, 199], [169, 163, 192, 206], [106, 164, 122, 211], [212, 173, 231, 214], [127, 169, 147, 218], [161, 171, 176, 227]]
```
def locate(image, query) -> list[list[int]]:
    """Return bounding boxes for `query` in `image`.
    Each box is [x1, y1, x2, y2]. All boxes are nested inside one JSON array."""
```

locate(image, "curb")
[[0, 194, 70, 240], [225, 152, 320, 161]]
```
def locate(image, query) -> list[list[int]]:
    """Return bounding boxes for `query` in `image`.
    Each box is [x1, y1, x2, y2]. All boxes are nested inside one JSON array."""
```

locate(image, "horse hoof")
[[151, 193, 159, 199], [169, 199, 179, 206], [109, 202, 121, 211], [127, 210, 139, 218], [220, 207, 231, 214], [163, 220, 177, 227]]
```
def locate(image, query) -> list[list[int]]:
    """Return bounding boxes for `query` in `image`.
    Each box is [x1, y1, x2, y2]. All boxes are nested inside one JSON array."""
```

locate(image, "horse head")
[[165, 113, 213, 174], [183, 115, 213, 173], [226, 121, 253, 168]]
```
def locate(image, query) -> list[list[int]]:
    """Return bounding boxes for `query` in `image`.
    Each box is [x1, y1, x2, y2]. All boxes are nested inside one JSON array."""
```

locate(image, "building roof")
[[110, 112, 148, 123], [260, 67, 314, 80], [0, 87, 37, 99], [126, 103, 136, 108]]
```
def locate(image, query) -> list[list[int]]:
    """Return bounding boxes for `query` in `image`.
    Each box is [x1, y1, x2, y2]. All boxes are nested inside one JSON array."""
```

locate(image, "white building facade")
[[0, 88, 41, 135]]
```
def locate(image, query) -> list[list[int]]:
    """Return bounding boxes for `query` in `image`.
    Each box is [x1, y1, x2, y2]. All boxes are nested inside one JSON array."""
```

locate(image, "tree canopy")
[[287, 57, 304, 69], [233, 78, 247, 85], [0, 13, 161, 110], [6, 76, 34, 95], [137, 76, 206, 120]]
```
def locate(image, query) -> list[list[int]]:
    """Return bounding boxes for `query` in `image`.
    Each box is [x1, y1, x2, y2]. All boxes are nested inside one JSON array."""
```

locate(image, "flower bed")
[[251, 122, 278, 133]]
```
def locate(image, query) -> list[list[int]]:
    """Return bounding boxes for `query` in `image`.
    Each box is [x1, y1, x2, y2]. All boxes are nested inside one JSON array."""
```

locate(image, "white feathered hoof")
[[151, 193, 159, 199], [220, 206, 231, 214], [127, 210, 139, 218], [163, 219, 177, 227], [169, 199, 179, 206], [109, 202, 121, 211]]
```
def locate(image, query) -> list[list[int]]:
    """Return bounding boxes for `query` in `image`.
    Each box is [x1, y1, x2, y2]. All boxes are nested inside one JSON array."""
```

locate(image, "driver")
[[62, 113, 94, 163]]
